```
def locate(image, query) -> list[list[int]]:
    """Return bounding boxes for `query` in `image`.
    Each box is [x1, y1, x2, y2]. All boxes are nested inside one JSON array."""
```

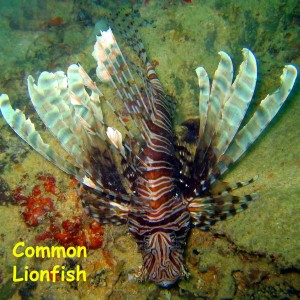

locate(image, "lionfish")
[[0, 20, 297, 287]]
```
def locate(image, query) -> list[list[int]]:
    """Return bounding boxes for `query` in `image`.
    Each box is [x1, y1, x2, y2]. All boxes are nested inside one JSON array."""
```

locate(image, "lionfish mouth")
[[150, 264, 188, 287], [157, 279, 178, 288], [142, 252, 188, 287], [146, 271, 181, 287]]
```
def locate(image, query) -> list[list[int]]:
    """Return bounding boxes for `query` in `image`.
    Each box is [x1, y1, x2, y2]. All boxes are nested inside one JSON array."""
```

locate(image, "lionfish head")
[[141, 230, 188, 287]]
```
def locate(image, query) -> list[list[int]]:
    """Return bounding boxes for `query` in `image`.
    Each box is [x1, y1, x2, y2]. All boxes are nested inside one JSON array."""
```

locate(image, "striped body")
[[0, 24, 297, 287], [128, 65, 191, 286], [134, 65, 177, 206]]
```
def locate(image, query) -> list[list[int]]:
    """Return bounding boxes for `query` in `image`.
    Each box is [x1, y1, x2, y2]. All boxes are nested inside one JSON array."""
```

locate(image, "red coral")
[[85, 221, 104, 249], [14, 175, 104, 250], [13, 182, 55, 227], [31, 185, 42, 197], [53, 217, 104, 249], [22, 196, 54, 226], [37, 175, 57, 195], [35, 216, 104, 249], [13, 186, 28, 203], [35, 231, 53, 242]]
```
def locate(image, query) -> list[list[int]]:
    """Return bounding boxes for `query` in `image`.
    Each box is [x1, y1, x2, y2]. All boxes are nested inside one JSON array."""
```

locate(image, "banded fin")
[[214, 49, 257, 158], [81, 187, 148, 225], [193, 49, 257, 180], [105, 9, 164, 125], [92, 27, 150, 141], [107, 8, 149, 66], [192, 49, 297, 186], [188, 191, 258, 229], [0, 94, 131, 202], [196, 67, 210, 142], [184, 50, 296, 227], [26, 65, 130, 194], [81, 193, 130, 225], [91, 28, 150, 194], [211, 175, 258, 194], [175, 140, 194, 178], [0, 94, 83, 180], [198, 51, 234, 151], [27, 69, 96, 168], [216, 64, 297, 176], [1, 28, 149, 200]]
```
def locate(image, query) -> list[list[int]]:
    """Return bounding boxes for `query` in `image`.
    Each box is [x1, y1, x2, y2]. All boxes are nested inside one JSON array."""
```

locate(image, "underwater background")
[[0, 0, 299, 299]]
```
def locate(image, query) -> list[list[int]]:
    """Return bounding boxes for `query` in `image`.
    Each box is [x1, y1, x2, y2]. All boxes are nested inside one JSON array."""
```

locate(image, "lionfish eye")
[[151, 271, 157, 279], [170, 233, 177, 244], [144, 235, 151, 248], [144, 236, 149, 242]]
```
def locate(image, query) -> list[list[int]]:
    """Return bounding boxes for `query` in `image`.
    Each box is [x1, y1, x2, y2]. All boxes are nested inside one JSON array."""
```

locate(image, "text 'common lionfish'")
[[0, 21, 297, 287]]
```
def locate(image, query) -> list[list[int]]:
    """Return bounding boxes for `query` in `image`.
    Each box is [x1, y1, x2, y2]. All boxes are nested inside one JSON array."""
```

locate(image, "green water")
[[0, 0, 299, 299]]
